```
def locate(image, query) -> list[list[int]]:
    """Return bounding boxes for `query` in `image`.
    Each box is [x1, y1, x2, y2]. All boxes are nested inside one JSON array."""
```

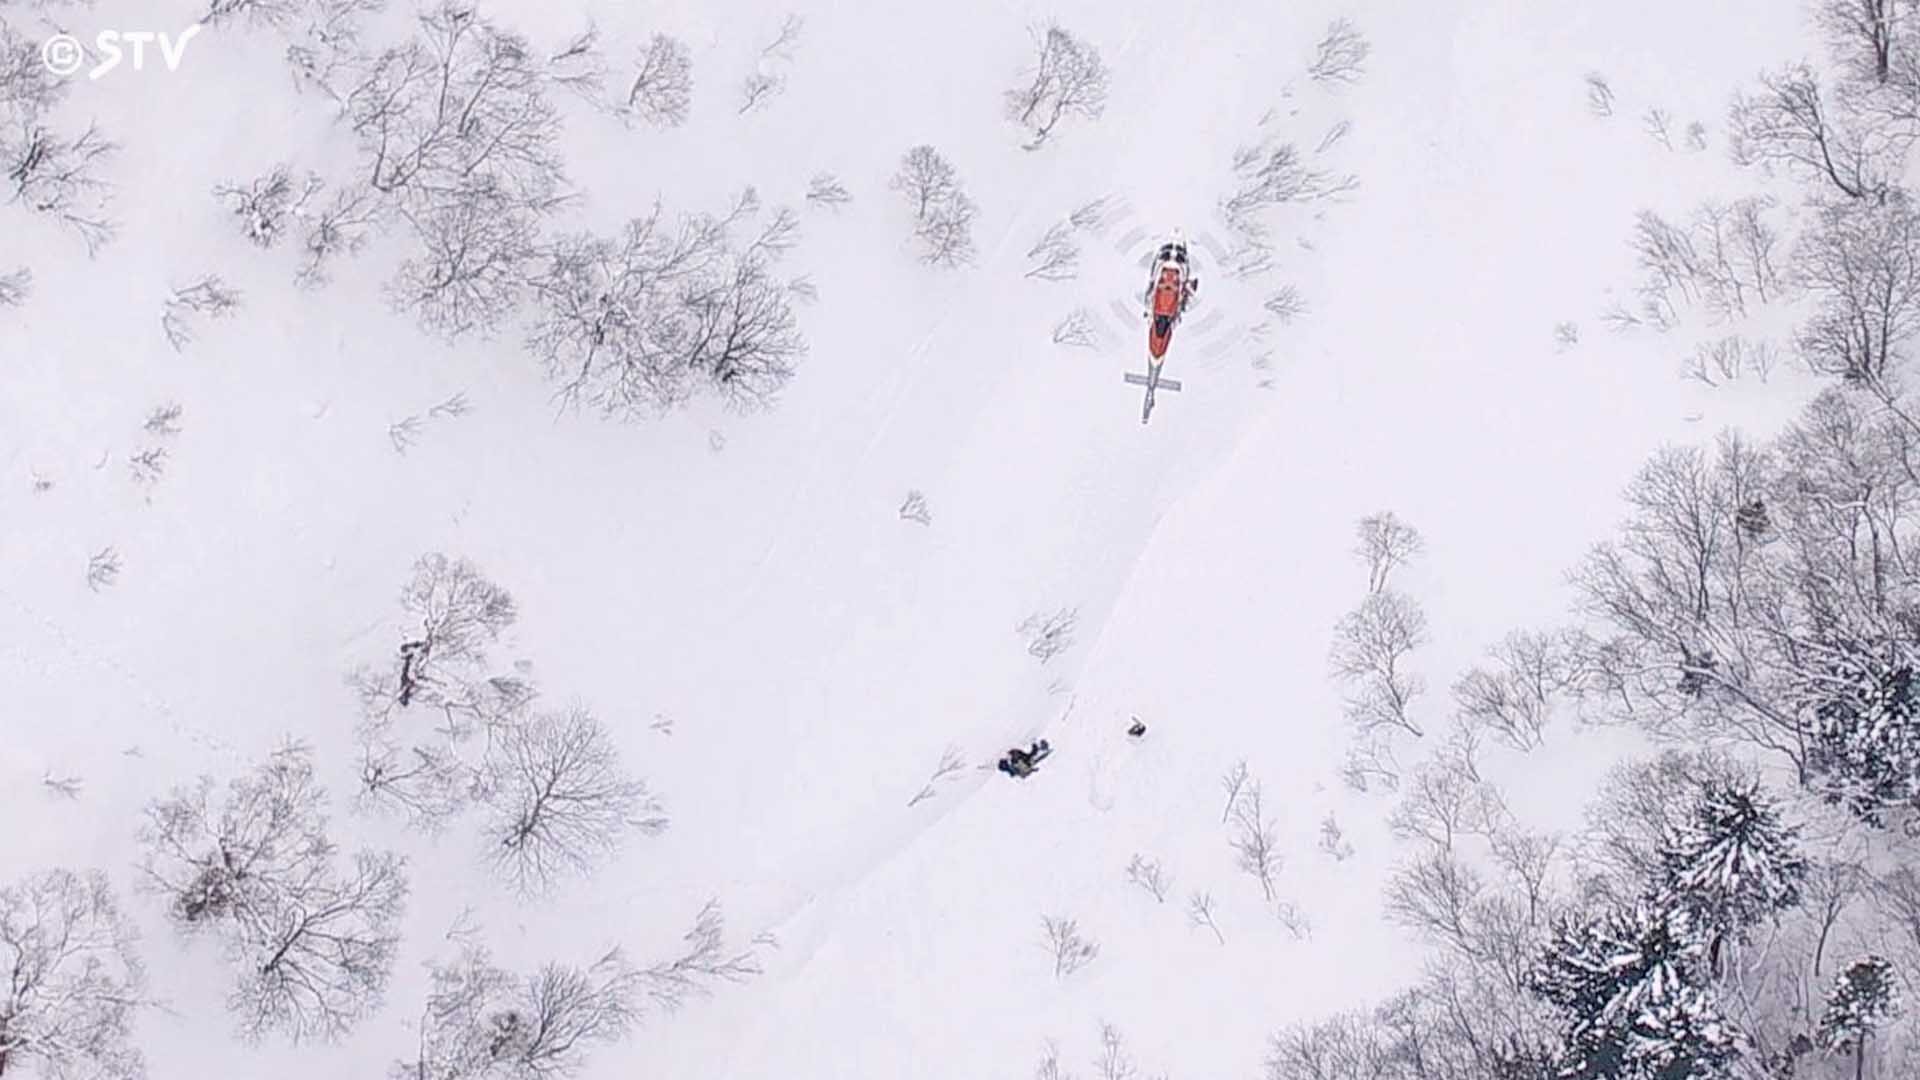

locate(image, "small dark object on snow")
[[997, 739, 1052, 778], [1126, 717, 1147, 737], [397, 640, 428, 707]]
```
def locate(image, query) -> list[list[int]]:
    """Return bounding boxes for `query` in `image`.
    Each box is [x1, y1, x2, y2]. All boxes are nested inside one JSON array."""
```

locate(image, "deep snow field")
[[0, 0, 1839, 1077]]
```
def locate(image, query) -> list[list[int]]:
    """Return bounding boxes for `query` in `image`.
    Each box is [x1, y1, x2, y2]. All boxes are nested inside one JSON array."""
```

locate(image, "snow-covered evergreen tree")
[[1803, 640, 1920, 827], [1529, 901, 1743, 1079], [1817, 956, 1901, 1080], [1655, 776, 1807, 962]]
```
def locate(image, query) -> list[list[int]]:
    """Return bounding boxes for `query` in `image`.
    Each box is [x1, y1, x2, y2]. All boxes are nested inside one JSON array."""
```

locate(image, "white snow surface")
[[0, 0, 1821, 1077]]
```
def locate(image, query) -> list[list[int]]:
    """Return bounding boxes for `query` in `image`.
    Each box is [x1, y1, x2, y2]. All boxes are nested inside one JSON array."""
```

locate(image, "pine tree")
[[1803, 641, 1920, 827], [1529, 901, 1743, 1079], [1656, 777, 1808, 969], [1818, 956, 1901, 1080]]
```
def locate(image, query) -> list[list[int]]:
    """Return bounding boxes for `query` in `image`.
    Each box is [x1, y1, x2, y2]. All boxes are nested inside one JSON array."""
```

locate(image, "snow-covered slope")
[[0, 0, 1816, 1077]]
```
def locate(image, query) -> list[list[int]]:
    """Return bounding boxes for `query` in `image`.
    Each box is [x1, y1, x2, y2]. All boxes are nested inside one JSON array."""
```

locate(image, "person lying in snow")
[[997, 739, 1052, 778]]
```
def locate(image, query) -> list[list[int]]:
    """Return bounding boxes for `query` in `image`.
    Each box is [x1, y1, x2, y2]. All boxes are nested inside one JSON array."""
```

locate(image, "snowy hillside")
[[8, 0, 1920, 1078]]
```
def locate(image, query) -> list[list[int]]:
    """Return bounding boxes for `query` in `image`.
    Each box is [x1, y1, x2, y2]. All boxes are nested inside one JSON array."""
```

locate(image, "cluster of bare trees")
[[137, 744, 408, 1042], [351, 554, 666, 895], [0, 868, 147, 1078], [201, 4, 811, 414], [396, 901, 768, 1080], [1221, 133, 1357, 270], [1034, 1023, 1168, 1080], [891, 145, 978, 266], [1332, 513, 1430, 790], [1004, 24, 1108, 149], [526, 188, 806, 417], [0, 21, 119, 253], [738, 14, 803, 116], [1613, 198, 1787, 331]]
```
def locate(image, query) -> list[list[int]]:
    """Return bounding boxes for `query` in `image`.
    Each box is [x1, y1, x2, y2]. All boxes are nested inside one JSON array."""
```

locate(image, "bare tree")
[[41, 771, 83, 799], [229, 849, 408, 1043], [1227, 777, 1282, 901], [1041, 915, 1099, 977], [805, 171, 850, 209], [760, 13, 805, 61], [161, 275, 242, 351], [1005, 24, 1109, 148], [1319, 814, 1354, 861], [351, 552, 520, 731], [1585, 71, 1615, 117], [622, 33, 692, 126], [1124, 855, 1172, 903], [1452, 629, 1574, 751], [297, 180, 382, 289], [1383, 848, 1486, 959], [1794, 194, 1920, 382], [1051, 308, 1098, 348], [85, 547, 120, 591], [1818, 0, 1898, 85], [1186, 890, 1225, 944], [906, 744, 964, 806], [1275, 900, 1313, 941], [144, 402, 184, 437], [1488, 827, 1561, 923], [398, 945, 641, 1080], [889, 145, 978, 266], [1092, 1023, 1140, 1080], [390, 183, 540, 340], [1331, 590, 1429, 737], [545, 24, 606, 104], [214, 166, 323, 248], [127, 447, 167, 487], [1220, 760, 1250, 823], [283, 0, 388, 102], [482, 707, 666, 896], [0, 869, 146, 1079], [1264, 285, 1308, 326], [737, 71, 783, 115], [1026, 220, 1080, 280], [638, 900, 768, 1010], [1018, 607, 1077, 663], [1643, 106, 1676, 149], [0, 265, 28, 307], [1308, 18, 1370, 84], [137, 745, 407, 1042], [3, 120, 119, 253], [1728, 63, 1896, 200], [1353, 511, 1424, 594], [898, 490, 932, 526], [202, 0, 299, 26], [1389, 762, 1507, 851]]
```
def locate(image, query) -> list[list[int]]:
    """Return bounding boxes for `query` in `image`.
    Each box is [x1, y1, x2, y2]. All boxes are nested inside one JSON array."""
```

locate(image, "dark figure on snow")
[[1127, 717, 1147, 737], [397, 640, 429, 707], [998, 739, 1051, 778]]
